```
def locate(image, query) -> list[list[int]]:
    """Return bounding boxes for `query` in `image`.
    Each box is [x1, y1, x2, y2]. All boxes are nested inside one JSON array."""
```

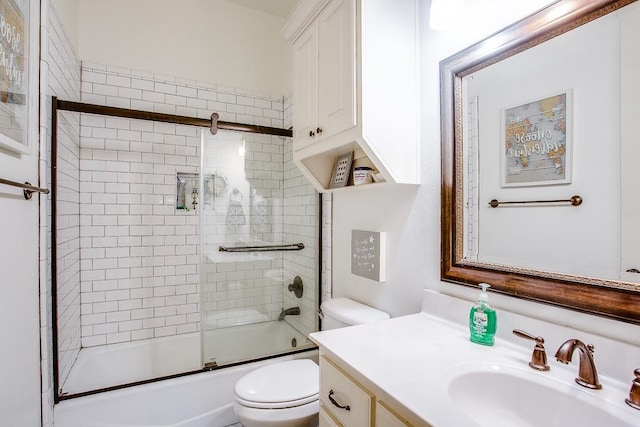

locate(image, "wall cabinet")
[[292, 0, 356, 146], [283, 0, 419, 193], [318, 355, 416, 427]]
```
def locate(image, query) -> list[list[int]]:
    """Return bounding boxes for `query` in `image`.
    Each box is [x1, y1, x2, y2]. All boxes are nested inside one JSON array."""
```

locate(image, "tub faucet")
[[278, 307, 300, 321], [555, 339, 602, 389]]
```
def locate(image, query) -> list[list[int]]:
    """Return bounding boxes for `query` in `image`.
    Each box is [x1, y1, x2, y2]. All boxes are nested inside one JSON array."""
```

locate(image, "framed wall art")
[[0, 0, 38, 155], [501, 91, 572, 187], [351, 230, 386, 282]]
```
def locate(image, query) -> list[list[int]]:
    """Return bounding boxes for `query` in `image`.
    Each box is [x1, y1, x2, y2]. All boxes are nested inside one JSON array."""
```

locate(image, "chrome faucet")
[[278, 307, 300, 321], [554, 339, 602, 389]]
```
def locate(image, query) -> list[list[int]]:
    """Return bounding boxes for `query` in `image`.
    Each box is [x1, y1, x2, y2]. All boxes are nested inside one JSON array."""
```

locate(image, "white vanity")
[[310, 291, 640, 426]]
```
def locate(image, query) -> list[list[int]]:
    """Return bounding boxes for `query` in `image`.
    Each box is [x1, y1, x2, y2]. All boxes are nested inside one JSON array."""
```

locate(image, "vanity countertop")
[[309, 311, 639, 427]]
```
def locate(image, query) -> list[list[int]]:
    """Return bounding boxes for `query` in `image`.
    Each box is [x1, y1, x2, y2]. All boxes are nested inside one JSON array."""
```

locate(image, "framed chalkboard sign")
[[351, 230, 386, 282], [0, 0, 37, 154]]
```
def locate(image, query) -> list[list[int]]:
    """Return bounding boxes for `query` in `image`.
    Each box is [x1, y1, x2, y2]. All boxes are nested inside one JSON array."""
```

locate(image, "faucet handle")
[[513, 329, 550, 371], [626, 368, 640, 410]]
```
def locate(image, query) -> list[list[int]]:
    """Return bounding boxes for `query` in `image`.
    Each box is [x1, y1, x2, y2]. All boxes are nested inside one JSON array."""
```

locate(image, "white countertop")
[[309, 310, 639, 427]]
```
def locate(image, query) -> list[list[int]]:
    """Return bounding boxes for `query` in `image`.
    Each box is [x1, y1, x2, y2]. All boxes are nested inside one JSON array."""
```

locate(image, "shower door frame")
[[50, 97, 322, 402]]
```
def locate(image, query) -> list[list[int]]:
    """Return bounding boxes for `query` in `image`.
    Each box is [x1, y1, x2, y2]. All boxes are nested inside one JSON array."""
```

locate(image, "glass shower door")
[[199, 129, 319, 368]]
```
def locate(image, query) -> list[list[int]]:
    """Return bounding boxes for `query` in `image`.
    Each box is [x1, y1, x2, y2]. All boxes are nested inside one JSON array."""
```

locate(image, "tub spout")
[[278, 307, 300, 321]]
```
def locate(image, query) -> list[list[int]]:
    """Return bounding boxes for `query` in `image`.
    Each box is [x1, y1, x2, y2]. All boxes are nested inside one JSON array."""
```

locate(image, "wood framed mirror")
[[440, 0, 640, 324]]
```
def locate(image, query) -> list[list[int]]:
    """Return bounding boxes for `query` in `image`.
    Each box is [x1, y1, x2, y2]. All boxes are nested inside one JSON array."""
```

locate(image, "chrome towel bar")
[[0, 177, 50, 200]]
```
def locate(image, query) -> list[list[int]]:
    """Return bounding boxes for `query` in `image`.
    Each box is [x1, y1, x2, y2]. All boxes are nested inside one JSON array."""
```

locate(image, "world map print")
[[503, 93, 569, 186]]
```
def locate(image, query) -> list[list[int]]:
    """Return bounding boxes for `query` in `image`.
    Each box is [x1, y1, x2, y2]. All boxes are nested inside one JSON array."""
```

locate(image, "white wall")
[[0, 152, 41, 427], [332, 0, 639, 345], [0, 0, 44, 423], [51, 0, 79, 52], [77, 0, 292, 96]]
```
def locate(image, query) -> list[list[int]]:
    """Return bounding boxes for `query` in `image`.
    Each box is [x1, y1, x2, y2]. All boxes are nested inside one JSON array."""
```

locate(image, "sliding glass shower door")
[[199, 129, 319, 368], [52, 100, 320, 398]]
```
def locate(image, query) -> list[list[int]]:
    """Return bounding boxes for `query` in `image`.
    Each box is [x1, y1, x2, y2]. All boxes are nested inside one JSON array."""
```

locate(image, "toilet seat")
[[234, 359, 319, 410], [236, 393, 318, 409]]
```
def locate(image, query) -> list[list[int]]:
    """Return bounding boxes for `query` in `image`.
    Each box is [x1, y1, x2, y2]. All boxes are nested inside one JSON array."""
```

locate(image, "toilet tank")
[[320, 297, 390, 330]]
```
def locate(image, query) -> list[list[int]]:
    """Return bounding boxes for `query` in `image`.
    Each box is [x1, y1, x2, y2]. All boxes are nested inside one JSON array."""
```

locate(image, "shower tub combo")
[[52, 99, 320, 424]]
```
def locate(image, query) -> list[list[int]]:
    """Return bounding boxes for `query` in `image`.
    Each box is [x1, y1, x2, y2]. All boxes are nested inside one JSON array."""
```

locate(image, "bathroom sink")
[[447, 364, 636, 427]]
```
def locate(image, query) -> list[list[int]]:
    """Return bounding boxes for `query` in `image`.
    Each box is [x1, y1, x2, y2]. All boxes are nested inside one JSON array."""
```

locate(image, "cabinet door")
[[293, 22, 319, 145], [376, 401, 413, 427], [317, 0, 356, 141]]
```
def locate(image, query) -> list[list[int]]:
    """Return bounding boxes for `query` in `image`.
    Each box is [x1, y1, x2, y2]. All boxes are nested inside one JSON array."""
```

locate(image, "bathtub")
[[62, 320, 314, 396], [54, 350, 319, 427]]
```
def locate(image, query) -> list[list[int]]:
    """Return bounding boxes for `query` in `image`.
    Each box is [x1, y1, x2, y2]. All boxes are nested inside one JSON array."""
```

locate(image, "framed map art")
[[0, 0, 37, 154], [501, 92, 572, 187]]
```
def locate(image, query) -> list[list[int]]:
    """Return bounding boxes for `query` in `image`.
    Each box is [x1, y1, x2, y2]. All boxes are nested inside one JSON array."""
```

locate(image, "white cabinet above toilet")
[[282, 0, 420, 193]]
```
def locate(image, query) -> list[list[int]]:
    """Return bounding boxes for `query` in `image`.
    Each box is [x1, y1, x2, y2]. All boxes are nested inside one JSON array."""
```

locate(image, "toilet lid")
[[234, 359, 319, 409], [321, 297, 390, 325]]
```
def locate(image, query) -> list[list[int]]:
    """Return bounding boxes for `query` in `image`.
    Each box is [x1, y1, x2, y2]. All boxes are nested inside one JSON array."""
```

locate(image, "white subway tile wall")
[[48, 2, 82, 395], [81, 62, 284, 127], [282, 138, 320, 337], [78, 116, 202, 347], [77, 63, 320, 348]]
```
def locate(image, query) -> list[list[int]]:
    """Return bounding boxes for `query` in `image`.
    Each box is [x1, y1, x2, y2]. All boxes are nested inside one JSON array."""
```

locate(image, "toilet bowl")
[[233, 298, 389, 426]]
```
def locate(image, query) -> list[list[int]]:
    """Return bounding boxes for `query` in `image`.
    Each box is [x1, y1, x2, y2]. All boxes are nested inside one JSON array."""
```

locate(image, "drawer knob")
[[309, 130, 315, 137], [328, 389, 351, 411]]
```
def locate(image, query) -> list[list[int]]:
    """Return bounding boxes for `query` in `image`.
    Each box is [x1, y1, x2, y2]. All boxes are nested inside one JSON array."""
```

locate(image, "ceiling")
[[227, 0, 299, 18]]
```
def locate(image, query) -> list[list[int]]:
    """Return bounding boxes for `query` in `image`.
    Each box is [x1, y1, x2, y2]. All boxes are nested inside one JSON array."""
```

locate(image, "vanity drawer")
[[320, 355, 373, 427], [319, 404, 342, 427]]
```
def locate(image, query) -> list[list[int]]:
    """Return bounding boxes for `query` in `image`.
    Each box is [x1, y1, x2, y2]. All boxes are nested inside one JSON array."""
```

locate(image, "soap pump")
[[469, 283, 497, 346]]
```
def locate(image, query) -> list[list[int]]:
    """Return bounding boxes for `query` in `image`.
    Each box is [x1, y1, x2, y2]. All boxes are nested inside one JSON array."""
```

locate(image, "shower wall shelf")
[[282, 0, 419, 193]]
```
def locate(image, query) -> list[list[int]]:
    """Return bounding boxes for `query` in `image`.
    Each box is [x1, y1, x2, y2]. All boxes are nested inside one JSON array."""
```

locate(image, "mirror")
[[441, 0, 640, 324]]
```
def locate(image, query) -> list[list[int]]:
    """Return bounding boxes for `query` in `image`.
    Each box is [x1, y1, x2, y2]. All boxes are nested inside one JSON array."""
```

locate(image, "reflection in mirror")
[[440, 0, 640, 324]]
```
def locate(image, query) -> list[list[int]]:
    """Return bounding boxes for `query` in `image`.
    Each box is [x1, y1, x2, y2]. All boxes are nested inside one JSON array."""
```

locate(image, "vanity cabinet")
[[319, 355, 416, 427], [375, 402, 413, 427], [282, 0, 419, 193]]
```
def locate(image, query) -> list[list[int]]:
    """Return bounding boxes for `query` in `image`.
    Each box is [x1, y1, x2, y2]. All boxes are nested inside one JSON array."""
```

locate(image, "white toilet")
[[233, 297, 390, 427]]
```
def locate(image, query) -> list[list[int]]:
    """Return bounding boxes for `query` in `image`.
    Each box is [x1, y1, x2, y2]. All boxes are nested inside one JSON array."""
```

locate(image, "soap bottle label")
[[473, 311, 488, 330]]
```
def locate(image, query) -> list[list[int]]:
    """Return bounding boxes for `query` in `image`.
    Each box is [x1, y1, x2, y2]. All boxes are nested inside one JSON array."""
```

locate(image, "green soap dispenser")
[[469, 283, 497, 346]]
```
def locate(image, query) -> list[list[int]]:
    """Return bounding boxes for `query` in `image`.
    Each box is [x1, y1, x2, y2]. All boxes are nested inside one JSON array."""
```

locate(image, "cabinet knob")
[[316, 127, 323, 134], [309, 130, 315, 138]]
